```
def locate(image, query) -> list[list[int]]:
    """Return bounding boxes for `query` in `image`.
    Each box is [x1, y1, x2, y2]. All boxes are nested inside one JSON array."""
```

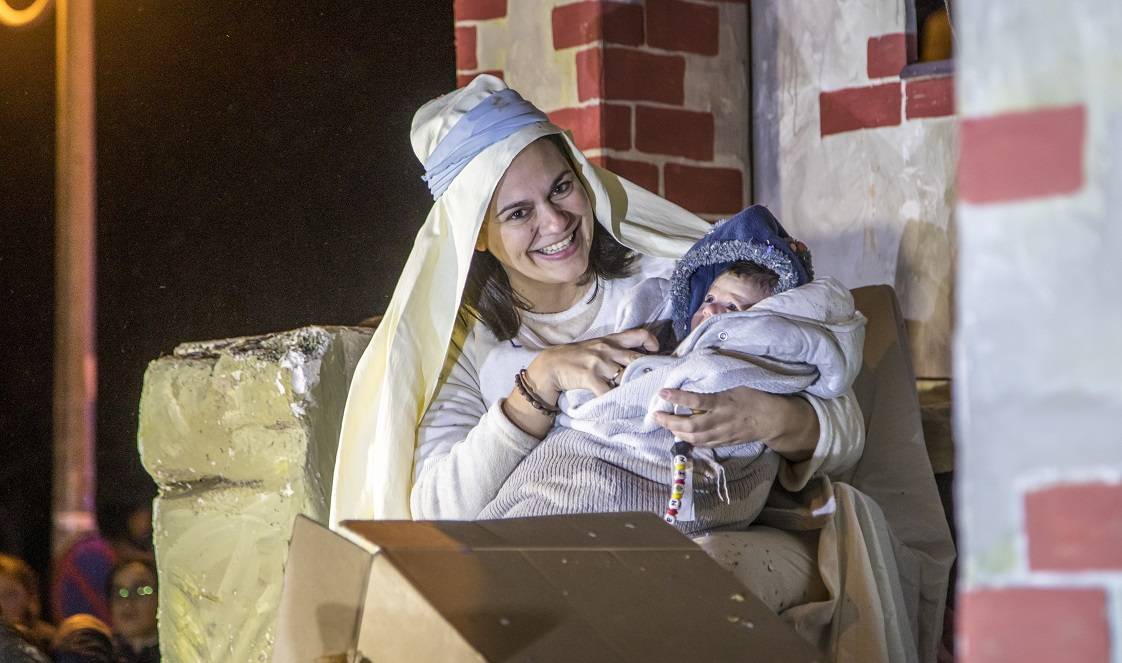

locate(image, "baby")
[[688, 260, 783, 329], [480, 206, 865, 535]]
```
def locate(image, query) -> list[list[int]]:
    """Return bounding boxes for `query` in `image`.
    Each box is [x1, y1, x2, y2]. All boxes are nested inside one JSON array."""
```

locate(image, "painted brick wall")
[[458, 0, 954, 377], [954, 2, 1122, 662], [453, 0, 750, 218], [752, 1, 956, 378]]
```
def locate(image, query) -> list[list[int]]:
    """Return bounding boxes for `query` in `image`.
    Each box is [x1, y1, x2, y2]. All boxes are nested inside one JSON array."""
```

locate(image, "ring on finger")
[[608, 366, 623, 387]]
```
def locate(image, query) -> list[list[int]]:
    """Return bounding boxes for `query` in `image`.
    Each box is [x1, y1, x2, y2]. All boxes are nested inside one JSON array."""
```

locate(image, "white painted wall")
[[954, 0, 1122, 584], [752, 0, 955, 377]]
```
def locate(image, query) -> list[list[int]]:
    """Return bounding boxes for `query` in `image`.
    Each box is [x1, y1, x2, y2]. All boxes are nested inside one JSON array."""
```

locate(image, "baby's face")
[[690, 272, 769, 331]]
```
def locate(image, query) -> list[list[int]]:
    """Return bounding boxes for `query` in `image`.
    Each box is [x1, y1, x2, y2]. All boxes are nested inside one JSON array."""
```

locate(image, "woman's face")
[[109, 562, 158, 640], [0, 574, 31, 625], [479, 137, 595, 311]]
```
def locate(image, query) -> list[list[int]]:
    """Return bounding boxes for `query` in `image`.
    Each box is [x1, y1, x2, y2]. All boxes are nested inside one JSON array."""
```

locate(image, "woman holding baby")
[[330, 75, 950, 662]]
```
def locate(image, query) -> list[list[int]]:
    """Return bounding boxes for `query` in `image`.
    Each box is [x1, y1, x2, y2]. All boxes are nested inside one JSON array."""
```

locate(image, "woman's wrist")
[[524, 354, 561, 405], [502, 385, 555, 439], [515, 369, 560, 415], [761, 393, 819, 463]]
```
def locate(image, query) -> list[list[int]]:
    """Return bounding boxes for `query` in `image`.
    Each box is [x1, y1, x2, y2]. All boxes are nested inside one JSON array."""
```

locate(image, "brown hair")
[[720, 261, 781, 296], [461, 135, 636, 340], [0, 554, 41, 624]]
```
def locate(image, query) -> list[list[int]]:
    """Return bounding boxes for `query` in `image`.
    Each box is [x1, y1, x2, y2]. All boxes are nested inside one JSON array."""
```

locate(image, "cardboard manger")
[[273, 513, 820, 662]]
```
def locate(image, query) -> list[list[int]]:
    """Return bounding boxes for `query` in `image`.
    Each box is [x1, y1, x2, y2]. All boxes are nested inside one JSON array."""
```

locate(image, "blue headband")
[[420, 88, 551, 200]]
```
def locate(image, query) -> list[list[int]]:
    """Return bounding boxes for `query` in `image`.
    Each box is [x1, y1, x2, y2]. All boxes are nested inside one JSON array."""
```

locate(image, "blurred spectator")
[[0, 554, 55, 650], [107, 560, 158, 663], [52, 498, 153, 623], [0, 621, 51, 663], [52, 614, 117, 663]]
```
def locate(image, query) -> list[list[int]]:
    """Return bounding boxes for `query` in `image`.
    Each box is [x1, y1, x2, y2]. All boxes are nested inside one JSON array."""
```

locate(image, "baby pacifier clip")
[[664, 440, 696, 525]]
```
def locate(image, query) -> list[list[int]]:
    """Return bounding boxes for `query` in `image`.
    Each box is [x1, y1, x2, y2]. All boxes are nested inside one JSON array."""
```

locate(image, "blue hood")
[[670, 205, 813, 338]]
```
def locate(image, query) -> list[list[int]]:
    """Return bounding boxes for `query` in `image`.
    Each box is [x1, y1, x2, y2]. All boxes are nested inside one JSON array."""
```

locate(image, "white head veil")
[[330, 75, 711, 524]]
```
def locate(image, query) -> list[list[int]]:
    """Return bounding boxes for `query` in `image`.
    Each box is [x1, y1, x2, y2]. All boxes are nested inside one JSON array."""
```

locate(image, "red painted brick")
[[905, 75, 954, 119], [958, 104, 1085, 204], [867, 33, 907, 79], [819, 83, 901, 136], [576, 47, 686, 105], [635, 106, 714, 160], [959, 588, 1109, 663], [646, 0, 719, 56], [552, 1, 644, 50], [456, 70, 504, 89], [456, 26, 478, 71], [590, 156, 660, 193], [905, 31, 918, 62], [664, 163, 742, 215], [454, 0, 507, 21], [1026, 482, 1122, 571], [548, 104, 632, 152]]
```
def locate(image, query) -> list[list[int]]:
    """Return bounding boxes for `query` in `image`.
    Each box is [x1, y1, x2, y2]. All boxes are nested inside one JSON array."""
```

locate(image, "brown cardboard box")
[[273, 513, 820, 662]]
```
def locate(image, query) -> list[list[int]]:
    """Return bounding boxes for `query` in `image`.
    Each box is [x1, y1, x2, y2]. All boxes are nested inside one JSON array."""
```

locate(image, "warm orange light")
[[0, 0, 52, 28]]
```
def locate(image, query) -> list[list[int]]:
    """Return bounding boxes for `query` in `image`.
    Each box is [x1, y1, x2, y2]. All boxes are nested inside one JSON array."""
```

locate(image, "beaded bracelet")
[[514, 368, 561, 416]]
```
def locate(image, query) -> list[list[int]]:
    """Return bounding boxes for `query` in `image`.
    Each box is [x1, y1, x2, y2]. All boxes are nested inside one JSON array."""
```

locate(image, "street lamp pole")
[[3, 0, 99, 554], [51, 0, 97, 554]]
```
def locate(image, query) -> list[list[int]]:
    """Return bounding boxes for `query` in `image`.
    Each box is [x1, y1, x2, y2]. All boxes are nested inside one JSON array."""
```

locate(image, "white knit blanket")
[[478, 278, 866, 535]]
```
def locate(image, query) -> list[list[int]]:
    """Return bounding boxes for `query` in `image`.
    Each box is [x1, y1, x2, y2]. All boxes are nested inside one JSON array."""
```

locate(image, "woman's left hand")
[[653, 386, 819, 462]]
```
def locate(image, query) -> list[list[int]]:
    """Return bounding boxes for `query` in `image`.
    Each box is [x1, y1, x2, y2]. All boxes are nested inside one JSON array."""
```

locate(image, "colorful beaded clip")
[[664, 440, 694, 525]]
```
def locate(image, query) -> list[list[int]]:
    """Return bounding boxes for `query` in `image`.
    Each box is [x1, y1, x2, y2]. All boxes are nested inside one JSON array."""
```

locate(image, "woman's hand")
[[652, 386, 820, 462], [527, 327, 660, 400], [503, 328, 660, 439]]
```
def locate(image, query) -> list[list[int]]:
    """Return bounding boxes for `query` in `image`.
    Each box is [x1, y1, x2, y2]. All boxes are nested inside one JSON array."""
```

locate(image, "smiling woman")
[[478, 138, 597, 313], [465, 135, 636, 339], [330, 74, 854, 526], [330, 74, 887, 662]]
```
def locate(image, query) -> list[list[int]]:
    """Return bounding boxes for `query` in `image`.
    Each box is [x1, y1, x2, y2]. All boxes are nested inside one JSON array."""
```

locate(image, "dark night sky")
[[0, 2, 454, 584]]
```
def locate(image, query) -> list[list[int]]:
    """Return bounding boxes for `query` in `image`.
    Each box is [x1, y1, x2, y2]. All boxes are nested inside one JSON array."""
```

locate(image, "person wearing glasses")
[[106, 560, 158, 663]]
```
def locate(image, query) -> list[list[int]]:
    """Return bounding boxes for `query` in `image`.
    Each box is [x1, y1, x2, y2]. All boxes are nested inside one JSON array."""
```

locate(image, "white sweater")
[[411, 256, 865, 519]]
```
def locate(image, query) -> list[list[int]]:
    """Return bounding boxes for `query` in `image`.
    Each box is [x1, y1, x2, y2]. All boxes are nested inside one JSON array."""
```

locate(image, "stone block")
[[589, 155, 660, 194], [959, 587, 1110, 663], [547, 103, 633, 152], [818, 82, 903, 136], [958, 104, 1086, 204], [1026, 481, 1122, 571], [456, 25, 478, 71], [635, 105, 715, 160], [139, 326, 372, 662], [153, 487, 305, 662], [663, 162, 743, 215], [866, 33, 907, 79], [646, 0, 720, 56], [551, 1, 644, 50], [576, 47, 686, 104], [453, 0, 507, 22], [905, 76, 954, 119]]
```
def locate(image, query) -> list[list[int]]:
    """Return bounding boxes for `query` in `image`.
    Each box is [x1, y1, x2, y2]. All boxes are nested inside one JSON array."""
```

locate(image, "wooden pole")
[[52, 0, 97, 554]]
